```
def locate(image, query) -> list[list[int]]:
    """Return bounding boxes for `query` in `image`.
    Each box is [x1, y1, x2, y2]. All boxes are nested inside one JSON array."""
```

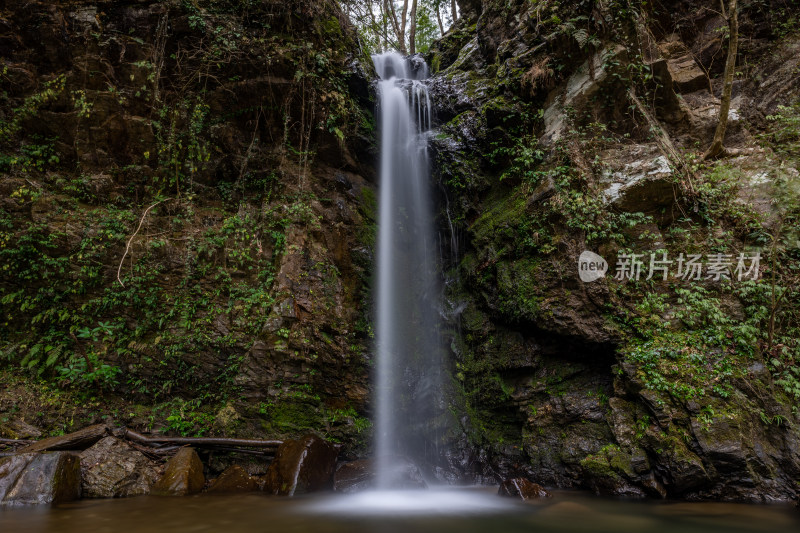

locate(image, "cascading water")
[[304, 52, 532, 514], [372, 52, 443, 488]]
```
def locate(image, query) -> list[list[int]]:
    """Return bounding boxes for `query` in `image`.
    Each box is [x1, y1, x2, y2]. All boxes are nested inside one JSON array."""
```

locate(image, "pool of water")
[[1, 487, 798, 533]]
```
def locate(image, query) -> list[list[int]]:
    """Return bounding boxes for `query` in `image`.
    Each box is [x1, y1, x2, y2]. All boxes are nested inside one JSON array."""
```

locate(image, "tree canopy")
[[341, 0, 459, 55]]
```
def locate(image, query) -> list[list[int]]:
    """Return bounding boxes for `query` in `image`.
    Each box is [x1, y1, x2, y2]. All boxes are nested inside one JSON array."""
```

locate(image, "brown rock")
[[262, 434, 338, 496], [151, 447, 205, 496], [207, 465, 259, 493], [333, 457, 427, 493], [498, 478, 551, 500], [18, 424, 109, 453], [333, 458, 375, 493], [658, 36, 708, 93], [667, 55, 708, 93], [1, 452, 81, 505], [80, 436, 160, 498]]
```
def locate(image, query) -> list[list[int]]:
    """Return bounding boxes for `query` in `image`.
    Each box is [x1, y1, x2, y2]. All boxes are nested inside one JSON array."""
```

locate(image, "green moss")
[[259, 399, 324, 436], [470, 191, 528, 246], [359, 186, 376, 220], [460, 301, 489, 332], [496, 258, 545, 321], [321, 16, 342, 39], [580, 444, 635, 479], [357, 186, 377, 248], [430, 53, 442, 74], [481, 96, 516, 128]]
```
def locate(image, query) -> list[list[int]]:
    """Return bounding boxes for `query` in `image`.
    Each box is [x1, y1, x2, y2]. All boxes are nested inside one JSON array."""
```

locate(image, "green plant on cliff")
[[152, 99, 211, 197], [619, 276, 791, 412], [164, 397, 215, 436], [0, 75, 65, 144]]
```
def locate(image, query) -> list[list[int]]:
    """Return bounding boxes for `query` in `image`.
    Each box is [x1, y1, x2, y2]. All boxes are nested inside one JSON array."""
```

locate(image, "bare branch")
[[117, 198, 173, 287]]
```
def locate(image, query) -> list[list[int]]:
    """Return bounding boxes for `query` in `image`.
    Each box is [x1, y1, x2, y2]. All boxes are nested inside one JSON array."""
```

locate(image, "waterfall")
[[372, 52, 442, 488]]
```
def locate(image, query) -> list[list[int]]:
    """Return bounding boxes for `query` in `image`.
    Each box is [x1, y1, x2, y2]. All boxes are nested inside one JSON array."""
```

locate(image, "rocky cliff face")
[[427, 0, 800, 502], [0, 0, 375, 453], [2, 0, 800, 503]]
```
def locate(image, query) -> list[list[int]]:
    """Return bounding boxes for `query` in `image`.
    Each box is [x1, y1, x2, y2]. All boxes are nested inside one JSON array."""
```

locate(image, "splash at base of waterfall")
[[300, 487, 519, 516]]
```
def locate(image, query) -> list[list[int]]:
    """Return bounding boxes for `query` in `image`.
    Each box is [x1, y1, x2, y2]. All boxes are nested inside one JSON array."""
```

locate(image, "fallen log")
[[18, 424, 109, 453], [119, 428, 282, 449], [1, 427, 282, 456], [0, 438, 34, 445], [199, 446, 276, 457]]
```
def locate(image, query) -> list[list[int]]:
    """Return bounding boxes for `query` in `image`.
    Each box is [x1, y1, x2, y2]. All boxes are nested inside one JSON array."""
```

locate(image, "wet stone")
[[262, 434, 338, 496], [80, 436, 160, 498], [207, 465, 259, 493], [333, 457, 427, 493], [498, 478, 552, 501], [0, 452, 81, 505], [151, 447, 205, 496]]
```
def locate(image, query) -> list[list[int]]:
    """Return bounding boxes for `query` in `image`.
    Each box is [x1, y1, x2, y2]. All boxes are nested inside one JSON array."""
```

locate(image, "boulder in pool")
[[498, 477, 551, 500], [0, 452, 81, 505], [80, 436, 160, 498], [207, 465, 259, 493], [333, 457, 427, 493], [151, 447, 205, 496], [262, 434, 337, 496]]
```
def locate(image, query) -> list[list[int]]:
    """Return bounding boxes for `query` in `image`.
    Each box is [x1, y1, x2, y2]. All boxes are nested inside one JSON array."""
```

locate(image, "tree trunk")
[[385, 0, 403, 53], [409, 0, 418, 54], [451, 0, 458, 22], [381, 1, 389, 50], [367, 0, 383, 49], [399, 0, 410, 54], [435, 1, 445, 34], [704, 0, 738, 160]]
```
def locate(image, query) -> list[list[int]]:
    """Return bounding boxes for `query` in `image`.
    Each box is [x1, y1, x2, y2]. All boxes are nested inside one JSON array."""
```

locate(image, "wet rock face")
[[0, 0, 374, 446], [498, 478, 551, 500], [599, 145, 677, 216], [0, 452, 81, 505], [262, 435, 338, 496], [542, 45, 629, 145], [79, 437, 160, 498], [428, 0, 800, 505], [151, 448, 205, 496], [333, 457, 427, 493], [333, 459, 375, 493], [207, 465, 259, 493]]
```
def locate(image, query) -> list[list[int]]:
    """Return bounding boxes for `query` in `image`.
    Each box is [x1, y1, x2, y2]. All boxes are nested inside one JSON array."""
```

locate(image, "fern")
[[44, 344, 64, 368]]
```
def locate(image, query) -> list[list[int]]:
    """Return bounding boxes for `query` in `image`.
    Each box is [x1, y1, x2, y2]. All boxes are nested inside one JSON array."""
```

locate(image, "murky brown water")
[[1, 488, 798, 533]]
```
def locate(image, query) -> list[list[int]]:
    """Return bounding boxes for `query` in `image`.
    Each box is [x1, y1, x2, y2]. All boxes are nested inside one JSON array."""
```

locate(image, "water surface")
[[2, 488, 798, 533]]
